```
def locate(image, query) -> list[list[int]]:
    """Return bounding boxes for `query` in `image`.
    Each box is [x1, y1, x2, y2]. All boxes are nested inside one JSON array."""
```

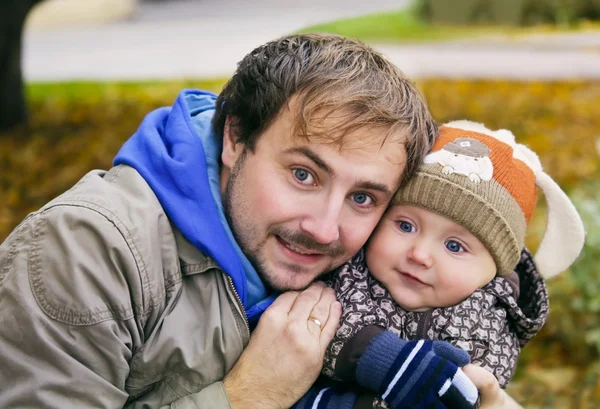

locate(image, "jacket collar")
[[173, 227, 221, 276]]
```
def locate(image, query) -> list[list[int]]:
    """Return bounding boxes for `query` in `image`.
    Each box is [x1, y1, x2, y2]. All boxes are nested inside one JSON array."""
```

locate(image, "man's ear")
[[221, 116, 243, 169]]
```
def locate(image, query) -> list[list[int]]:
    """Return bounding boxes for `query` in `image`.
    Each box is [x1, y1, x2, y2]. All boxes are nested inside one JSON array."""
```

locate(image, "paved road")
[[23, 0, 600, 81], [135, 0, 407, 24], [23, 0, 408, 81], [377, 41, 600, 80]]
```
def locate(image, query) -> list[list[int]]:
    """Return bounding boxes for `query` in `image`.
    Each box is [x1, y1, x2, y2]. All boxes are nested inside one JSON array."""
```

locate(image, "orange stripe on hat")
[[435, 127, 537, 222]]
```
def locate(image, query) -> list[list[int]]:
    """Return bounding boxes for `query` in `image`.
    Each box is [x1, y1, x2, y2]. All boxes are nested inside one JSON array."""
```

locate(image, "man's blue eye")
[[399, 221, 414, 233], [354, 193, 367, 204], [293, 168, 315, 185], [294, 169, 309, 181], [445, 240, 463, 253], [352, 193, 373, 207]]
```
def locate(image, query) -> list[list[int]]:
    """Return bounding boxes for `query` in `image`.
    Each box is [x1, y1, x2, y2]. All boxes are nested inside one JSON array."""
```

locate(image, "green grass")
[[297, 9, 469, 43], [296, 7, 600, 44], [27, 79, 227, 104]]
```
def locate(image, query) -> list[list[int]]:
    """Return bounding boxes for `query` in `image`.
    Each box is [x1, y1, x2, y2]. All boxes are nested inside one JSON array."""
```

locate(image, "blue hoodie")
[[114, 89, 276, 324]]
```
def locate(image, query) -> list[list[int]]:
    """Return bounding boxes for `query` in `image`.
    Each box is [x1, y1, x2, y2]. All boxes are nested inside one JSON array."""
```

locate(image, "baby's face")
[[366, 204, 496, 312]]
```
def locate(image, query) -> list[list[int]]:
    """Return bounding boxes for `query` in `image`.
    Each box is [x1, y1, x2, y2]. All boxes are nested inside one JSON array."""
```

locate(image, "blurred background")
[[1, 0, 599, 407]]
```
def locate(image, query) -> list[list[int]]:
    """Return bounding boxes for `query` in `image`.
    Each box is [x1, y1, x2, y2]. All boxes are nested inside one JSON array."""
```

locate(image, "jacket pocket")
[[28, 206, 137, 326]]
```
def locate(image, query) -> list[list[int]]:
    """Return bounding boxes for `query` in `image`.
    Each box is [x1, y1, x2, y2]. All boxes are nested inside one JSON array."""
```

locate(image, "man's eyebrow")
[[284, 146, 394, 198], [284, 147, 333, 175], [355, 181, 394, 198]]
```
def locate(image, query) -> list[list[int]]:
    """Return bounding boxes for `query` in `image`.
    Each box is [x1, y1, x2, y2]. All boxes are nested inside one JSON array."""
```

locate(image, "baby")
[[295, 121, 585, 409]]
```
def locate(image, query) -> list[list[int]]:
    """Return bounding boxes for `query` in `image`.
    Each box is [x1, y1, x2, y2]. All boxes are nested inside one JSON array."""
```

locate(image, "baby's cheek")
[[440, 276, 479, 306]]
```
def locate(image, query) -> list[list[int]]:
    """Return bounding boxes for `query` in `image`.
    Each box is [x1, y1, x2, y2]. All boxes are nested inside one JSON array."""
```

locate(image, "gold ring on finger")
[[307, 316, 322, 329]]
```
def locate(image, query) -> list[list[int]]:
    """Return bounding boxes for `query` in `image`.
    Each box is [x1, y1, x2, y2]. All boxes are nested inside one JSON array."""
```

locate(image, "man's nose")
[[299, 199, 342, 245]]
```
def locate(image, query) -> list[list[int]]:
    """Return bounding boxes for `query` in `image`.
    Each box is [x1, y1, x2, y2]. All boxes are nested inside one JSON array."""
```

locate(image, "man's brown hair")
[[213, 33, 438, 183]]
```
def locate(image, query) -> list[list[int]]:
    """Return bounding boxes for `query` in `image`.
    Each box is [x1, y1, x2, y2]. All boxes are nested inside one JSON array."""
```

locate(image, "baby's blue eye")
[[445, 240, 463, 253], [399, 221, 415, 233]]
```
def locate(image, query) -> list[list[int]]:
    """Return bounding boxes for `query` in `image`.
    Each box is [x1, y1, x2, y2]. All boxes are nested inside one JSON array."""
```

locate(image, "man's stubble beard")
[[222, 149, 344, 292]]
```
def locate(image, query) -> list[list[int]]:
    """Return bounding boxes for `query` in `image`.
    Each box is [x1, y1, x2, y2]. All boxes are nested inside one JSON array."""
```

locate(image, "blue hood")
[[113, 90, 250, 307]]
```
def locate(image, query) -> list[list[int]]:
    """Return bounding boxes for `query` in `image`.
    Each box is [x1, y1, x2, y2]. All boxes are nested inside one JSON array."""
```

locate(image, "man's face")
[[221, 106, 407, 292]]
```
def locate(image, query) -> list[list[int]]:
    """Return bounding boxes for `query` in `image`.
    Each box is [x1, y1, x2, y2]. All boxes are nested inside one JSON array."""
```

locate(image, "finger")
[[320, 301, 342, 350], [287, 281, 327, 321], [305, 286, 337, 335], [267, 290, 300, 314], [308, 286, 336, 321], [462, 364, 501, 405]]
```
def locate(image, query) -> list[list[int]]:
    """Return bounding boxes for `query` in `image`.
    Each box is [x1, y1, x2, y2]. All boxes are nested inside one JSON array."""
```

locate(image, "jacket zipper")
[[416, 310, 434, 339], [226, 275, 250, 334]]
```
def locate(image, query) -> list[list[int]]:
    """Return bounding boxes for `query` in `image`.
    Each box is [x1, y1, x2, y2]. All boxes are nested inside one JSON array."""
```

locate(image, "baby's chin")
[[390, 290, 458, 312], [391, 294, 433, 312]]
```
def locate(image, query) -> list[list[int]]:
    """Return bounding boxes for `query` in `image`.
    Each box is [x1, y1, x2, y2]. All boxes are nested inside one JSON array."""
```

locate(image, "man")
[[0, 33, 435, 408], [0, 33, 511, 408]]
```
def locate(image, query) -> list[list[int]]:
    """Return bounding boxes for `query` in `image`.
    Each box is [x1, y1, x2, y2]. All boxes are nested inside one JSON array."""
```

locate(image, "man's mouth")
[[282, 241, 316, 255], [268, 225, 345, 260], [275, 235, 328, 266], [277, 236, 321, 256]]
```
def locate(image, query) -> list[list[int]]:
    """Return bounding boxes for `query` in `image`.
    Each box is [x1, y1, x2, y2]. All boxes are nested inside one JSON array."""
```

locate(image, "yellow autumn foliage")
[[419, 80, 600, 189]]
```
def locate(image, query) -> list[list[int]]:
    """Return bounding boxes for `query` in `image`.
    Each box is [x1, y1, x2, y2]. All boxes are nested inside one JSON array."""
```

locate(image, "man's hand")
[[223, 282, 342, 409], [463, 364, 524, 409]]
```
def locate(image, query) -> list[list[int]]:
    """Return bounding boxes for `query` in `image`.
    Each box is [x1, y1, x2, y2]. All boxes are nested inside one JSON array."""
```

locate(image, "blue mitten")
[[292, 385, 376, 409], [357, 331, 478, 409]]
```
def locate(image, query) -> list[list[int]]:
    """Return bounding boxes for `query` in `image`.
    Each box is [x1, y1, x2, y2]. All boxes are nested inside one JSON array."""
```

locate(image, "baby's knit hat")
[[394, 120, 585, 278]]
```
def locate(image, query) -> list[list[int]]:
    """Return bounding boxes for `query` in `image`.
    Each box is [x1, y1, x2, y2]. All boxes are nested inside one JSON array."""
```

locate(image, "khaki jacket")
[[0, 165, 250, 408]]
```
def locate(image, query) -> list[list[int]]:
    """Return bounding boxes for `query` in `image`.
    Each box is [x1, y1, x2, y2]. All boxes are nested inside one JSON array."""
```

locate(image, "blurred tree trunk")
[[0, 0, 44, 132]]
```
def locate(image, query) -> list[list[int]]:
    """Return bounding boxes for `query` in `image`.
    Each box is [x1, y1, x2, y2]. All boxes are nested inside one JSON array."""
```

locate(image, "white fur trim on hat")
[[444, 120, 517, 146]]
